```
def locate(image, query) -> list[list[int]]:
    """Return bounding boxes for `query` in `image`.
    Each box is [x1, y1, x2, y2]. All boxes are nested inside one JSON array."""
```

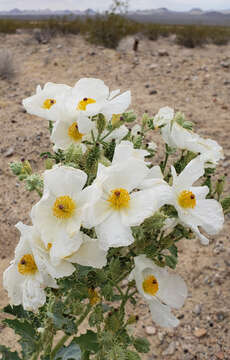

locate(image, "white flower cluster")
[[4, 78, 225, 328]]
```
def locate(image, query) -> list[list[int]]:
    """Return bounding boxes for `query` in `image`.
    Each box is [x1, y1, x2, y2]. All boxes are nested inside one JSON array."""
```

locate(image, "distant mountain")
[[0, 7, 230, 26]]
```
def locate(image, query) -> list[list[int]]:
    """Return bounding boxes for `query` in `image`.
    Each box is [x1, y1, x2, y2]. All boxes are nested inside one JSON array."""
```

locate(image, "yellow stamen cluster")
[[108, 188, 130, 210], [77, 97, 96, 111], [88, 288, 100, 305], [42, 98, 56, 109], [53, 196, 76, 219], [68, 122, 83, 142], [18, 254, 38, 276], [142, 275, 159, 296], [47, 243, 52, 250], [178, 190, 196, 209]]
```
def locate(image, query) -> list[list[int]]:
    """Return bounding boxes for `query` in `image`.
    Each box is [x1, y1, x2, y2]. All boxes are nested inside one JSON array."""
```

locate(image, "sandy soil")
[[0, 32, 230, 359]]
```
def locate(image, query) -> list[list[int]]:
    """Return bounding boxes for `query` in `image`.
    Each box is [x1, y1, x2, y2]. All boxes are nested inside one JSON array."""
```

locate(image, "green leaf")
[[221, 196, 230, 211], [126, 350, 141, 360], [4, 319, 38, 358], [74, 330, 99, 353], [168, 244, 178, 257], [55, 343, 81, 360], [0, 345, 21, 360], [2, 304, 31, 319], [133, 338, 150, 353], [165, 255, 178, 269]]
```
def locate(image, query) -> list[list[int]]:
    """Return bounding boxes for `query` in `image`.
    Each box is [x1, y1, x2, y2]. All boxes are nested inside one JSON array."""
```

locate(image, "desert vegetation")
[[0, 15, 230, 49]]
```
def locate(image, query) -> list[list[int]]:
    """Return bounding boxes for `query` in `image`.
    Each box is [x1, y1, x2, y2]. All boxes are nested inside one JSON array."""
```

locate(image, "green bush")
[[176, 25, 209, 48], [85, 14, 139, 49]]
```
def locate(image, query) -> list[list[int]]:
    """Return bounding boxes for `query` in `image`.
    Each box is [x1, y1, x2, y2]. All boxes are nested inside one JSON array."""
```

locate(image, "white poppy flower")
[[31, 166, 95, 264], [66, 233, 107, 269], [101, 125, 129, 144], [131, 124, 141, 136], [83, 159, 158, 250], [50, 112, 92, 152], [3, 222, 75, 311], [154, 107, 174, 127], [154, 107, 224, 167], [169, 156, 224, 245], [22, 82, 71, 122], [130, 255, 187, 328], [64, 78, 131, 132]]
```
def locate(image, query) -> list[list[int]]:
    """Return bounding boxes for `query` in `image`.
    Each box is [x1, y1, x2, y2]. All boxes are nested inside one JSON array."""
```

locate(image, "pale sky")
[[0, 0, 230, 12]]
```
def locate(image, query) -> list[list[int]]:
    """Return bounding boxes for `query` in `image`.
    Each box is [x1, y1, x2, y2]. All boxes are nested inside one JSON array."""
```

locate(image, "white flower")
[[155, 107, 224, 167], [22, 82, 71, 122], [131, 124, 141, 136], [3, 222, 74, 311], [66, 233, 107, 269], [169, 156, 224, 245], [101, 125, 129, 144], [31, 166, 95, 264], [130, 255, 187, 328], [64, 78, 131, 132], [112, 140, 149, 164], [51, 112, 91, 152], [83, 159, 158, 250], [154, 107, 174, 127]]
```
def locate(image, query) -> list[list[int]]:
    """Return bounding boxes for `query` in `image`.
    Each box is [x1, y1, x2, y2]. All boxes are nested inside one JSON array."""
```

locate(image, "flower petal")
[[172, 156, 205, 190], [148, 298, 179, 328], [95, 212, 134, 250], [67, 233, 107, 268]]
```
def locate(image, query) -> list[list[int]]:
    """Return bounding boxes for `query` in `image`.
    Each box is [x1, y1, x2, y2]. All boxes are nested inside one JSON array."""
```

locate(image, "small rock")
[[47, 48, 52, 53], [145, 326, 156, 335], [56, 44, 62, 49], [4, 147, 14, 157], [162, 341, 176, 356], [145, 84, 150, 88], [194, 328, 207, 338], [89, 51, 96, 56], [223, 80, 230, 85], [193, 304, 202, 315], [216, 351, 225, 359], [149, 63, 158, 70], [158, 49, 169, 56], [216, 312, 226, 322], [149, 90, 158, 95], [220, 61, 230, 68]]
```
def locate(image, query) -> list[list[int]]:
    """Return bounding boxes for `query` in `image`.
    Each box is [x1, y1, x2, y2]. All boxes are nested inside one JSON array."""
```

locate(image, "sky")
[[0, 0, 230, 12]]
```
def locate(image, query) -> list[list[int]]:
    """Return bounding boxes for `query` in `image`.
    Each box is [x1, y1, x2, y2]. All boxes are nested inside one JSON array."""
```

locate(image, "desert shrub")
[[176, 25, 209, 48], [85, 14, 139, 48], [209, 27, 230, 45], [0, 50, 15, 80]]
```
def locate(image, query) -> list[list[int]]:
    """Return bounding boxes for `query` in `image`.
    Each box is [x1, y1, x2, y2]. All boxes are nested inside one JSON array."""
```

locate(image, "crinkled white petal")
[[104, 125, 128, 144], [66, 233, 107, 268], [22, 278, 46, 311], [73, 78, 109, 102], [121, 190, 158, 226], [171, 156, 205, 190], [148, 298, 179, 328], [102, 90, 131, 119], [95, 212, 134, 250], [43, 166, 87, 197], [83, 198, 112, 228], [102, 159, 149, 193], [157, 272, 187, 309], [112, 141, 149, 164]]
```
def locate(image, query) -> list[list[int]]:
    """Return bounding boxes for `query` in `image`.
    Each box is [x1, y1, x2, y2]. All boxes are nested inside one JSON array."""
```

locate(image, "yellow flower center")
[[142, 275, 159, 296], [68, 122, 83, 142], [47, 243, 52, 250], [108, 188, 130, 210], [42, 98, 56, 109], [53, 196, 76, 219], [77, 97, 96, 111], [18, 254, 38, 276], [88, 288, 100, 305], [178, 190, 196, 209]]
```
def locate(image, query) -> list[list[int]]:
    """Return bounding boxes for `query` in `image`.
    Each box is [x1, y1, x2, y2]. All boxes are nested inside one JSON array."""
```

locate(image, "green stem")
[[50, 304, 91, 359], [162, 149, 169, 174], [99, 128, 114, 141]]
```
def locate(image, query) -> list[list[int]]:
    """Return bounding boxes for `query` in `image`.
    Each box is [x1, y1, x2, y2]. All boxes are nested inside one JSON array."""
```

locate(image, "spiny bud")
[[141, 112, 149, 127], [122, 111, 136, 123], [126, 315, 139, 325], [10, 161, 23, 176], [215, 176, 225, 198], [45, 158, 54, 170], [96, 113, 106, 134], [23, 160, 32, 175]]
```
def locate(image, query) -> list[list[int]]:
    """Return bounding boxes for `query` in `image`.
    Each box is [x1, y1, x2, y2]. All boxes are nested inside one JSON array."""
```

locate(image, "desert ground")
[[0, 31, 230, 359]]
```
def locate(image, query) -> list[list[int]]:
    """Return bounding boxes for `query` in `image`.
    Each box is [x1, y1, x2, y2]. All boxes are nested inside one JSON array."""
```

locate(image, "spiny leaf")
[[55, 343, 81, 360], [133, 337, 150, 353], [0, 345, 21, 360], [74, 330, 99, 353]]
